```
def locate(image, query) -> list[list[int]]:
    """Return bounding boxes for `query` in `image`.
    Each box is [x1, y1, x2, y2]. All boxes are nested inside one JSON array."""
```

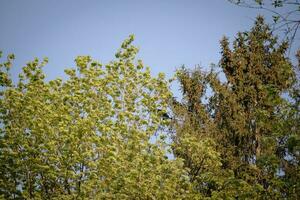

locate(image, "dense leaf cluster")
[[172, 17, 300, 199], [0, 36, 194, 199], [0, 17, 299, 199]]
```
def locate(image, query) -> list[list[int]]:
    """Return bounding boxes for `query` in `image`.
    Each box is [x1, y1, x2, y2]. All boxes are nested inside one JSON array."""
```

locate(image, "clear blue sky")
[[0, 0, 298, 96]]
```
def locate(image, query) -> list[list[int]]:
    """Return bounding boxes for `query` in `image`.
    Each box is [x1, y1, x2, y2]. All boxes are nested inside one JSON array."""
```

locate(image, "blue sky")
[[0, 0, 298, 97]]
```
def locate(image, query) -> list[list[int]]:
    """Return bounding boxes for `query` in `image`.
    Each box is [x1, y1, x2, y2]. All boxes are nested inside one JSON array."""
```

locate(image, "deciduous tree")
[[0, 36, 195, 199]]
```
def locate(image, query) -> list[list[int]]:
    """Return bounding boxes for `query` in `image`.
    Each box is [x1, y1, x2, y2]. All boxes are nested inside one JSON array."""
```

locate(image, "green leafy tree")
[[279, 50, 300, 198], [171, 68, 225, 198], [0, 36, 195, 199], [172, 17, 298, 199]]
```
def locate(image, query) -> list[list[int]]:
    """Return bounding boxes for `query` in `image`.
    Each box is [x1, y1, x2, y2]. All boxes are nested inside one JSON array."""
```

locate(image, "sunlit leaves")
[[0, 36, 193, 199]]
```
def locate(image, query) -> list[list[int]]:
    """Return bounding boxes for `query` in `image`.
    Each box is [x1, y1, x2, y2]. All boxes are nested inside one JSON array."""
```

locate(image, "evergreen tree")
[[172, 16, 298, 198]]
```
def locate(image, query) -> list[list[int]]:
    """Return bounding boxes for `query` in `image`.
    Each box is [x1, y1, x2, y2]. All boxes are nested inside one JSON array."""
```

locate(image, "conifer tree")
[[172, 16, 298, 198]]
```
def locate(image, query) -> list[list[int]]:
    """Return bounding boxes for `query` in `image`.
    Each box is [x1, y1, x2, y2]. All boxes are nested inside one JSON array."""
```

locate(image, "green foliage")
[[0, 36, 195, 199], [1, 16, 299, 200], [172, 17, 299, 199]]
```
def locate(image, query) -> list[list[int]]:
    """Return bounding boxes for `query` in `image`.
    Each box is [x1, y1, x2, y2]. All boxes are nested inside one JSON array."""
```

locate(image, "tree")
[[228, 0, 300, 48], [280, 50, 300, 198], [172, 16, 299, 198], [0, 36, 196, 199]]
